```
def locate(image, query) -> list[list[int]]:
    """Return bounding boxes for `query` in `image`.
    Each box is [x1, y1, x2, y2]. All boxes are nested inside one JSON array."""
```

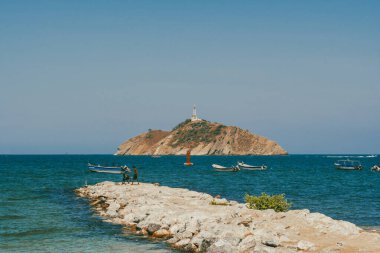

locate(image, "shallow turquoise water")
[[1, 155, 379, 252]]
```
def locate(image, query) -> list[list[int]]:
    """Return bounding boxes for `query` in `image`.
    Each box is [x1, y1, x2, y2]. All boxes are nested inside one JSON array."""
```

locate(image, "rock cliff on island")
[[76, 182, 380, 253], [115, 119, 287, 155]]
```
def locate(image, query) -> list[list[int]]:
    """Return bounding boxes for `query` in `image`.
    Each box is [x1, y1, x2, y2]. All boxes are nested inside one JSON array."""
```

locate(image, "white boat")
[[88, 169, 125, 174], [371, 164, 380, 172], [334, 160, 362, 170], [88, 163, 130, 174], [237, 161, 267, 170], [212, 164, 240, 172]]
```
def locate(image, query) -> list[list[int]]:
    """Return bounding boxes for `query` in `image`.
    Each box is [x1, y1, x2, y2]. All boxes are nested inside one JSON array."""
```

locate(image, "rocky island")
[[76, 182, 380, 253], [115, 107, 287, 155]]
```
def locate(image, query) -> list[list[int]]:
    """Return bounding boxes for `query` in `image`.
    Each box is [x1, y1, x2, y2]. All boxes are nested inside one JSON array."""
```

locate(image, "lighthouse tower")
[[191, 105, 201, 122]]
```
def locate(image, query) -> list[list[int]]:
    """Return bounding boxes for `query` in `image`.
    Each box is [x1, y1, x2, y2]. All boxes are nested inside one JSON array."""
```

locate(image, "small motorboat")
[[88, 163, 130, 174], [371, 164, 380, 172], [237, 161, 267, 170], [212, 164, 240, 172], [334, 160, 362, 170]]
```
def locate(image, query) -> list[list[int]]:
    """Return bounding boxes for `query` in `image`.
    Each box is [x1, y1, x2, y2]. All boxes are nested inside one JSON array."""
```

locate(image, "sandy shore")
[[76, 182, 380, 252]]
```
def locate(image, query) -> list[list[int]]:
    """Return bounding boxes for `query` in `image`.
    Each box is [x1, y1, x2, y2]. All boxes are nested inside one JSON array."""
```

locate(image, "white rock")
[[262, 237, 281, 248], [152, 229, 170, 238], [169, 223, 185, 234], [147, 223, 161, 234], [174, 238, 191, 248], [253, 244, 277, 253], [176, 231, 193, 240], [107, 201, 120, 212], [166, 237, 179, 244], [105, 201, 120, 217], [297, 240, 315, 251], [327, 220, 360, 236], [185, 219, 200, 234], [208, 239, 234, 253], [238, 235, 256, 252]]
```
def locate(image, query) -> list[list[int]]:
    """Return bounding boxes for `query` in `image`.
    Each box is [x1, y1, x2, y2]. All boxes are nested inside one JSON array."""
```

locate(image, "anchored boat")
[[371, 164, 380, 172], [237, 161, 267, 170], [88, 163, 130, 174], [334, 160, 362, 170], [212, 164, 240, 172]]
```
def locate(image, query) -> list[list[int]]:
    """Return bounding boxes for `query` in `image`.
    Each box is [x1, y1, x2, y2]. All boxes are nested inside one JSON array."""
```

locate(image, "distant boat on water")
[[327, 155, 378, 158], [88, 163, 130, 174], [237, 161, 267, 170], [184, 150, 193, 166], [334, 160, 362, 170], [212, 164, 240, 172], [371, 164, 380, 172]]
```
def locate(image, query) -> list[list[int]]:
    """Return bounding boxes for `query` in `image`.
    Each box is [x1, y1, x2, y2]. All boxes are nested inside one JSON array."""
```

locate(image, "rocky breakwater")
[[76, 182, 380, 252]]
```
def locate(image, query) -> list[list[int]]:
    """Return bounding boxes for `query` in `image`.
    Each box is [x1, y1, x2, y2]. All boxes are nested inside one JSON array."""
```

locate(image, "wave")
[[0, 228, 60, 238], [0, 215, 25, 220], [326, 155, 378, 158]]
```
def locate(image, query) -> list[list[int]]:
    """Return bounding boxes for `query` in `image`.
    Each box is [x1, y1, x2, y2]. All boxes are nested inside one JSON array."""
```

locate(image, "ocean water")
[[1, 155, 379, 252]]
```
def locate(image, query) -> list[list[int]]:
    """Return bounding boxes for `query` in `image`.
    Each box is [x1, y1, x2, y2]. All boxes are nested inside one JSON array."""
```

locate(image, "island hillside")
[[115, 119, 287, 155]]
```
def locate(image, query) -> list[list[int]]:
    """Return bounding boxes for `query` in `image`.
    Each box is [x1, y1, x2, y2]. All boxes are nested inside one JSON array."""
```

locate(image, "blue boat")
[[334, 160, 362, 170]]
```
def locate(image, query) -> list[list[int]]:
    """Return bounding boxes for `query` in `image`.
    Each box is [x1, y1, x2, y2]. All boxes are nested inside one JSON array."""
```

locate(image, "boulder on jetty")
[[76, 182, 380, 252]]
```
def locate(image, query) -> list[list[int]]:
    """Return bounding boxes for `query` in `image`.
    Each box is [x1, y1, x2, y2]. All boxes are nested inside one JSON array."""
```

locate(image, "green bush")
[[213, 125, 225, 136], [172, 119, 191, 131], [171, 120, 214, 147], [245, 193, 291, 212]]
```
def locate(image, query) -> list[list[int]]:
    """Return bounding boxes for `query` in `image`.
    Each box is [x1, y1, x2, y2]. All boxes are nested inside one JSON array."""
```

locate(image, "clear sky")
[[1, 1, 379, 154]]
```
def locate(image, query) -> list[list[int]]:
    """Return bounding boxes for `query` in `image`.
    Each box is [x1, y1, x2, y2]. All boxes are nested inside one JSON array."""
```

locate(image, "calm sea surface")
[[1, 155, 379, 252]]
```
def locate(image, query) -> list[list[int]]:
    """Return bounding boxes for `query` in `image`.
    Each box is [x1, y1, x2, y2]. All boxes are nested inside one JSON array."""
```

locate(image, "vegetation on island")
[[172, 119, 191, 131], [245, 193, 291, 212], [146, 129, 153, 139], [170, 120, 227, 148], [115, 118, 288, 156]]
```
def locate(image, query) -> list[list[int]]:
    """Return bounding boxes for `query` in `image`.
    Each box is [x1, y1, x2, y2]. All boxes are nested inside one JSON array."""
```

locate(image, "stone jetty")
[[76, 182, 380, 252]]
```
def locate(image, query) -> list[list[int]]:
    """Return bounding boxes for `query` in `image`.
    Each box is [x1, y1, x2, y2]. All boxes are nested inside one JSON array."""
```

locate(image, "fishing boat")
[[88, 163, 130, 174], [237, 161, 267, 170], [334, 160, 363, 170], [212, 164, 240, 172], [184, 150, 193, 166], [371, 164, 380, 172]]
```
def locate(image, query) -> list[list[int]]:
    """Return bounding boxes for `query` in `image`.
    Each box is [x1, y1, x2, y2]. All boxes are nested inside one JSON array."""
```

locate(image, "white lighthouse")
[[191, 105, 201, 122]]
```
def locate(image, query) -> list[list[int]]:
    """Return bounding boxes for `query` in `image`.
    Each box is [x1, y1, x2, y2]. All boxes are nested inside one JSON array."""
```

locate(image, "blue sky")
[[1, 1, 379, 154]]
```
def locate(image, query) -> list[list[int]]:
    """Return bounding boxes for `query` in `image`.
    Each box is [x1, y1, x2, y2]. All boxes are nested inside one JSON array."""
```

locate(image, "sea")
[[1, 155, 379, 252]]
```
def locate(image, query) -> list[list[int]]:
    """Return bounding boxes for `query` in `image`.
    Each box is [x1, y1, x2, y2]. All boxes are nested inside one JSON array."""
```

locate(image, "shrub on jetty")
[[245, 193, 291, 212]]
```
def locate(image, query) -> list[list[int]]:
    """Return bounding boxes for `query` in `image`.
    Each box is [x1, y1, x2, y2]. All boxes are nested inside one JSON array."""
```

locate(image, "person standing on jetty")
[[122, 166, 130, 184], [132, 166, 139, 185]]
